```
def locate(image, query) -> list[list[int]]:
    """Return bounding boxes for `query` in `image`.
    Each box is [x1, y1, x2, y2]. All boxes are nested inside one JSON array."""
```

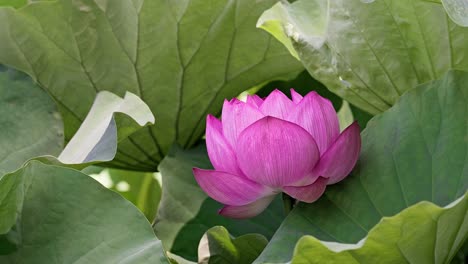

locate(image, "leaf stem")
[[282, 193, 296, 215]]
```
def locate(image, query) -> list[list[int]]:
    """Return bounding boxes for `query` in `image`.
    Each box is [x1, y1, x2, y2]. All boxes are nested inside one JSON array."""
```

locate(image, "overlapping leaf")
[[0, 161, 168, 263], [198, 226, 268, 264], [255, 71, 468, 263], [86, 167, 162, 222], [258, 0, 468, 114], [0, 65, 62, 175], [0, 0, 303, 170], [1, 88, 155, 173], [0, 63, 154, 173], [57, 90, 154, 166], [291, 193, 468, 264]]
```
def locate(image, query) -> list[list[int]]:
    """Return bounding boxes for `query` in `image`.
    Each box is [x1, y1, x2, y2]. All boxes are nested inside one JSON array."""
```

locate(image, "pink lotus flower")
[[193, 89, 361, 219]]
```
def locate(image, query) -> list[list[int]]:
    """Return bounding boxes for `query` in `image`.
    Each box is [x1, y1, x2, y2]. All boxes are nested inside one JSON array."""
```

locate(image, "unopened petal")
[[287, 172, 320, 187], [282, 177, 327, 203], [290, 89, 303, 104], [222, 99, 265, 146], [218, 195, 276, 219], [312, 122, 361, 184], [193, 168, 273, 206], [237, 117, 320, 187], [287, 92, 340, 155], [205, 115, 242, 175], [259, 89, 294, 119], [246, 94, 264, 108]]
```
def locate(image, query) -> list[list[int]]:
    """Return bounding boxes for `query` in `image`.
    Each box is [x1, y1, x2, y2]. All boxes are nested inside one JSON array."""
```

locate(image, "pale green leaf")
[[291, 193, 468, 264], [441, 0, 468, 27], [258, 0, 468, 114]]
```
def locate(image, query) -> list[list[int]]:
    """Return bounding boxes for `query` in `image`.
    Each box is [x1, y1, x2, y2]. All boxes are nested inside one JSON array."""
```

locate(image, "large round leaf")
[[0, 0, 303, 170], [254, 70, 468, 263], [0, 161, 168, 263], [0, 65, 63, 175], [154, 145, 285, 262], [257, 0, 468, 115]]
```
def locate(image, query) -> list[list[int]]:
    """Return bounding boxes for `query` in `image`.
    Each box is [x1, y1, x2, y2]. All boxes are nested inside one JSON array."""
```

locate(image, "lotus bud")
[[193, 89, 361, 218]]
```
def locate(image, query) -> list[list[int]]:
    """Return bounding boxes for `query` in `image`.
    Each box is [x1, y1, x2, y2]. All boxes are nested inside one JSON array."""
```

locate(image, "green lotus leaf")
[[0, 161, 168, 263], [255, 70, 468, 263], [291, 193, 468, 264], [0, 0, 303, 170], [0, 65, 62, 175], [198, 226, 268, 264], [258, 0, 468, 114]]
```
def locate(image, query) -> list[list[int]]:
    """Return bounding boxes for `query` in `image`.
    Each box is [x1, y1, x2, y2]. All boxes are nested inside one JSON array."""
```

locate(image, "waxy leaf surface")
[[0, 0, 302, 170]]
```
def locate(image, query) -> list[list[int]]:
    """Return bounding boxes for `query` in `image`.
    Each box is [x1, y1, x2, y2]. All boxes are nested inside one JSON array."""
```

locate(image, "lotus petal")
[[260, 89, 294, 119], [282, 177, 327, 203], [290, 89, 303, 104], [222, 99, 265, 146], [218, 195, 277, 219], [237, 117, 320, 187], [287, 92, 340, 154], [312, 122, 361, 184], [205, 115, 242, 175], [193, 168, 273, 206]]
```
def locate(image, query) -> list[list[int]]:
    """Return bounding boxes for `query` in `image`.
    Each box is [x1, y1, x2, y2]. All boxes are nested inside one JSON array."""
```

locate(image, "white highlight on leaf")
[[90, 169, 114, 188], [78, 6, 91, 12], [153, 171, 163, 186], [198, 232, 211, 264], [166, 251, 197, 264], [285, 23, 302, 43], [257, 0, 330, 60], [445, 193, 466, 208], [339, 76, 352, 88], [321, 238, 367, 252], [116, 181, 131, 192], [237, 91, 250, 102], [441, 0, 468, 27]]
